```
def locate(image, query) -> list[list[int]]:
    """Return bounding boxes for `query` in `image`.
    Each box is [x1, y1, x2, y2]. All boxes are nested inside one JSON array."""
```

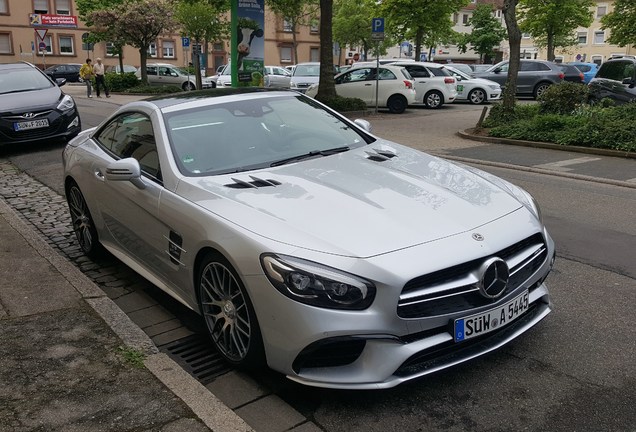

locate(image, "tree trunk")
[[414, 28, 423, 62], [194, 40, 203, 90], [118, 51, 124, 75], [292, 22, 299, 64], [316, 0, 336, 101], [502, 0, 521, 112], [139, 47, 148, 84], [546, 32, 555, 61]]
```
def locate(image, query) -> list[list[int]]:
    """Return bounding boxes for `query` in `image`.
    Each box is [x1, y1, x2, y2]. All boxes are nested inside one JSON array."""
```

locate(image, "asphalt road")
[[1, 96, 635, 432]]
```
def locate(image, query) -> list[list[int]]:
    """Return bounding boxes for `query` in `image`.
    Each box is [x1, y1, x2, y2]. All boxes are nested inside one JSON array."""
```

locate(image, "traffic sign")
[[35, 29, 47, 41], [82, 32, 89, 42], [371, 18, 385, 41], [39, 41, 47, 51], [182, 37, 190, 48]]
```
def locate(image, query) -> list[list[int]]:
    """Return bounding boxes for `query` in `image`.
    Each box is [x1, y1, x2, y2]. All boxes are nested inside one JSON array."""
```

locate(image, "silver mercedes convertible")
[[62, 89, 554, 389]]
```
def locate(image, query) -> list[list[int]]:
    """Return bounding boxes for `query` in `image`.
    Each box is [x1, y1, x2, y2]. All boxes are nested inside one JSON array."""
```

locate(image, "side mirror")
[[354, 119, 372, 132], [493, 67, 502, 74], [455, 75, 462, 81], [622, 77, 635, 86], [105, 157, 146, 189], [55, 78, 67, 87]]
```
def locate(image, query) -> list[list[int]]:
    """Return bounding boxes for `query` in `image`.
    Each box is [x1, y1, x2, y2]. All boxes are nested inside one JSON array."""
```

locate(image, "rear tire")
[[387, 95, 408, 114], [424, 90, 444, 109], [183, 82, 196, 91], [533, 82, 551, 99]]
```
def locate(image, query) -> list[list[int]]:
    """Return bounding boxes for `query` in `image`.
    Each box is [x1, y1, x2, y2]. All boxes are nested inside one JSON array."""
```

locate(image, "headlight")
[[488, 84, 500, 90], [57, 94, 75, 111], [261, 254, 376, 310]]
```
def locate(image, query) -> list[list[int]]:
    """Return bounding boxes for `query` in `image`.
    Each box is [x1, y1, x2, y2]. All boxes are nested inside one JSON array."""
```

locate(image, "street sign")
[[35, 29, 47, 41], [371, 17, 385, 41], [81, 32, 89, 42], [39, 41, 47, 51], [182, 37, 190, 48]]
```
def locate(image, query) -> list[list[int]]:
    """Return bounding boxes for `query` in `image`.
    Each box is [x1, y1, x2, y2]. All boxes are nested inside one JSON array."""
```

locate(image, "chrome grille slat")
[[397, 234, 548, 319]]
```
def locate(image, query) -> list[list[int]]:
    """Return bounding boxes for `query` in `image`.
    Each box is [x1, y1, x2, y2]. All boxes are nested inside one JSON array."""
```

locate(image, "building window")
[[162, 40, 175, 58], [462, 14, 469, 25], [59, 35, 73, 54], [283, 19, 293, 32], [594, 31, 605, 44], [213, 42, 224, 51], [495, 10, 501, 18], [0, 0, 8, 14], [0, 33, 11, 53], [56, 0, 70, 15], [106, 42, 116, 56], [39, 35, 52, 54], [310, 47, 319, 62], [554, 56, 564, 63], [452, 13, 458, 24], [280, 46, 292, 63], [596, 5, 607, 18], [577, 31, 587, 44], [591, 55, 603, 66], [33, 0, 48, 14], [148, 41, 157, 57], [522, 33, 531, 39], [310, 19, 319, 33]]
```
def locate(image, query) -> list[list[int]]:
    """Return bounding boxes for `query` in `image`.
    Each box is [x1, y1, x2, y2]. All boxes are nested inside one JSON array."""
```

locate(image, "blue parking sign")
[[372, 18, 384, 33], [182, 37, 190, 48]]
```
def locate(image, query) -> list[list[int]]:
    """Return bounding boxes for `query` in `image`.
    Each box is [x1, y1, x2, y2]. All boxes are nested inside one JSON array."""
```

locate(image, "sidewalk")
[[0, 198, 252, 432]]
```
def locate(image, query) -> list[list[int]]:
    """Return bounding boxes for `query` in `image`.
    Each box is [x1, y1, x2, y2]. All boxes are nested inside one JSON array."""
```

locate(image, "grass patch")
[[117, 346, 146, 368]]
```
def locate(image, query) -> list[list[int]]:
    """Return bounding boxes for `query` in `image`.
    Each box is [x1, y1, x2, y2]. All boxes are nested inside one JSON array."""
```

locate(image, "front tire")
[[197, 252, 264, 368], [387, 95, 408, 114], [66, 181, 101, 258], [468, 88, 487, 104], [183, 82, 196, 91], [424, 90, 444, 109]]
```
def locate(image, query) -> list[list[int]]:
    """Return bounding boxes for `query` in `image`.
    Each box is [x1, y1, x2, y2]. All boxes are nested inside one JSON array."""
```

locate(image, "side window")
[[519, 61, 535, 71], [598, 61, 631, 81], [537, 63, 551, 71], [497, 63, 509, 72], [407, 66, 430, 78], [429, 67, 450, 77], [339, 68, 372, 83], [159, 67, 170, 76], [94, 119, 120, 153], [378, 68, 397, 80], [103, 113, 162, 180], [147, 66, 157, 76]]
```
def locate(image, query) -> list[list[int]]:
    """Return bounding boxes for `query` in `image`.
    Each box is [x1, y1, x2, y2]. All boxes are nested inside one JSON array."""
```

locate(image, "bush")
[[482, 103, 540, 128], [537, 81, 589, 115], [319, 95, 367, 112], [123, 85, 182, 94], [105, 72, 139, 92]]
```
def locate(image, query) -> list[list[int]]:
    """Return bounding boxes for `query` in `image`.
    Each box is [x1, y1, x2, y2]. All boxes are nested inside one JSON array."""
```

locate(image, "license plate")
[[14, 119, 49, 131], [454, 291, 529, 342], [457, 85, 464, 92]]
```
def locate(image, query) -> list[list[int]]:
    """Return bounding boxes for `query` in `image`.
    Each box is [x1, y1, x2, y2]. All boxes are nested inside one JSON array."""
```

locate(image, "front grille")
[[0, 110, 75, 141], [397, 234, 547, 319]]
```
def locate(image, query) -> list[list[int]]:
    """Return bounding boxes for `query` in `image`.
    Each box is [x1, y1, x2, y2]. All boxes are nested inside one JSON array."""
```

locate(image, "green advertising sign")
[[232, 0, 265, 87]]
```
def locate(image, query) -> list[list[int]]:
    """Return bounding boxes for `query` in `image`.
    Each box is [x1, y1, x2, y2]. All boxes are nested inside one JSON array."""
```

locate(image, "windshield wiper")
[[270, 146, 350, 167]]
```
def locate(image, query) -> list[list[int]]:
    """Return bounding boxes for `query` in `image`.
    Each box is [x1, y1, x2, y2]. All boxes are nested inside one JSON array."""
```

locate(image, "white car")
[[264, 66, 292, 88], [446, 66, 502, 104], [305, 65, 417, 114], [392, 61, 458, 109], [62, 89, 553, 389]]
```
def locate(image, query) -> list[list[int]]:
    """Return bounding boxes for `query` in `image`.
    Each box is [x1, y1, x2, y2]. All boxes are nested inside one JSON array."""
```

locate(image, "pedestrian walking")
[[79, 58, 94, 98], [92, 58, 110, 98]]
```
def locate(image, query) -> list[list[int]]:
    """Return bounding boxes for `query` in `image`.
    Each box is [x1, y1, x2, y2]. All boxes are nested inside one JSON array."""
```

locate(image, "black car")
[[588, 57, 636, 104], [555, 64, 584, 84], [44, 63, 83, 83], [0, 62, 81, 145]]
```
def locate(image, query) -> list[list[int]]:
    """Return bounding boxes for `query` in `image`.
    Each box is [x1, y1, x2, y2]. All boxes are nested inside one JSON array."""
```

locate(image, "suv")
[[0, 62, 80, 145], [472, 60, 564, 99], [392, 61, 457, 108], [588, 57, 636, 104], [136, 63, 216, 90]]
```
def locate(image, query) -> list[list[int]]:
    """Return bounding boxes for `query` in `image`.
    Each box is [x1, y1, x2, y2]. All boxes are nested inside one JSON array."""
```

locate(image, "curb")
[[0, 197, 253, 432], [457, 128, 636, 160]]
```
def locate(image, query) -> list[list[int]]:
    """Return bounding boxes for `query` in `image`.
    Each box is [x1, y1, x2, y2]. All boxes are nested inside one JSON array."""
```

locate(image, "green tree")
[[458, 3, 507, 63], [266, 0, 319, 65], [89, 0, 178, 84], [518, 0, 593, 61], [601, 0, 636, 47], [333, 0, 391, 62], [176, 0, 229, 89], [380, 0, 468, 61]]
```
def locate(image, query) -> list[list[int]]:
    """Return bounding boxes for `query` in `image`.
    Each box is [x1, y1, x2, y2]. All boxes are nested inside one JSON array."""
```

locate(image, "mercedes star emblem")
[[478, 257, 509, 299]]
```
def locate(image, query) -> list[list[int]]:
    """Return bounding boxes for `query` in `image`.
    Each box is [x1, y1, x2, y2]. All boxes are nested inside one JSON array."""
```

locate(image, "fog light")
[[67, 116, 79, 129]]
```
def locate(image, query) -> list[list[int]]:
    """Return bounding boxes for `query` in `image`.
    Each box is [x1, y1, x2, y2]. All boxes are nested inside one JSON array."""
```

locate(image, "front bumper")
[[0, 108, 81, 145]]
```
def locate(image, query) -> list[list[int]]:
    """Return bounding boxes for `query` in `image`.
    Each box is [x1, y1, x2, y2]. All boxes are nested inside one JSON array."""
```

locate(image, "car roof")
[[0, 62, 39, 71], [392, 61, 446, 68]]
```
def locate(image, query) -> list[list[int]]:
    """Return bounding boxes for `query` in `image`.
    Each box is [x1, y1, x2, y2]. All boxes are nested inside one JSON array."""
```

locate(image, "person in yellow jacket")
[[79, 58, 94, 98]]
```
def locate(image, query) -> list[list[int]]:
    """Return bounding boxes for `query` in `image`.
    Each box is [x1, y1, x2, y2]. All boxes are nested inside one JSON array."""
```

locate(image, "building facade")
[[0, 0, 322, 73]]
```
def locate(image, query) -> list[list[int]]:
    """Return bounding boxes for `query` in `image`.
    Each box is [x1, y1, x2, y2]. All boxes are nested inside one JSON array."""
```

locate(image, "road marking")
[[533, 157, 602, 172]]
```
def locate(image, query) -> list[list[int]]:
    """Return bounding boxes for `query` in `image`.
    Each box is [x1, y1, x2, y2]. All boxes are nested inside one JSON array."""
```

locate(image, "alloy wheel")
[[469, 89, 486, 104], [68, 185, 96, 254]]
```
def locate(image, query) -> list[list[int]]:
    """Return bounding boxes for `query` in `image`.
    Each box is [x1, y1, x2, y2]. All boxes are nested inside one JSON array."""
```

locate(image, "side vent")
[[365, 147, 398, 162], [225, 175, 282, 189]]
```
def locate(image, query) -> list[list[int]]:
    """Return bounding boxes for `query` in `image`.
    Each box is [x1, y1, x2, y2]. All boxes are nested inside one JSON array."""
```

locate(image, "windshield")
[[448, 67, 471, 80], [164, 94, 373, 176], [0, 67, 54, 94], [293, 65, 320, 77]]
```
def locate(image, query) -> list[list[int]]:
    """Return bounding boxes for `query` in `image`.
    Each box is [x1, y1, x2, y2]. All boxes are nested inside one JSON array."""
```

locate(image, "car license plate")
[[457, 85, 464, 92], [454, 291, 529, 342], [14, 119, 49, 131]]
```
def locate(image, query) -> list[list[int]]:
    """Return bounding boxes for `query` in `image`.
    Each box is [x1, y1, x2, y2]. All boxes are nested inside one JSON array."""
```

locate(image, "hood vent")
[[225, 175, 282, 189], [365, 147, 398, 162]]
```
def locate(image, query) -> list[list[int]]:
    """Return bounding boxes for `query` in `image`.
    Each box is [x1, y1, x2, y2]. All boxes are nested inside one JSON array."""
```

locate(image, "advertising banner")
[[235, 0, 265, 87], [29, 14, 79, 28]]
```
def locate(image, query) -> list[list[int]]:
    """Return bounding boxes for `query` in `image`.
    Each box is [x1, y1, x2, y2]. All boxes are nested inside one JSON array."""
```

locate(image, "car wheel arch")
[[533, 81, 552, 99]]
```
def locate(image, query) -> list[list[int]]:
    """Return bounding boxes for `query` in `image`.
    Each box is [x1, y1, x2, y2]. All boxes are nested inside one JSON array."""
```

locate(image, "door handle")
[[94, 169, 105, 181], [364, 83, 372, 86]]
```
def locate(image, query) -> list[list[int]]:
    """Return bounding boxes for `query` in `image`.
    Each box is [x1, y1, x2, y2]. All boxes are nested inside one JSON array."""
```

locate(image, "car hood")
[[178, 142, 525, 257], [466, 77, 501, 87], [0, 86, 61, 113]]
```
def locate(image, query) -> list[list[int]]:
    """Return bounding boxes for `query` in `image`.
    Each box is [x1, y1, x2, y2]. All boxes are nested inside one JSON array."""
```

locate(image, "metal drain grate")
[[159, 334, 232, 384]]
